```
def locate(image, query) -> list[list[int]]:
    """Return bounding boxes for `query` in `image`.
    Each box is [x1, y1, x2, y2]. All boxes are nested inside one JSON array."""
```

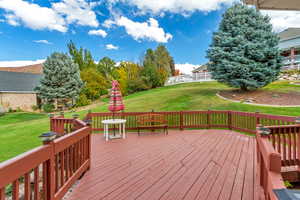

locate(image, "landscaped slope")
[[1, 81, 300, 162]]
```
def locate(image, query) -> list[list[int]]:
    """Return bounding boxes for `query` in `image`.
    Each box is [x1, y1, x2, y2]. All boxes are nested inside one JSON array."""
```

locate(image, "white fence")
[[165, 72, 213, 86]]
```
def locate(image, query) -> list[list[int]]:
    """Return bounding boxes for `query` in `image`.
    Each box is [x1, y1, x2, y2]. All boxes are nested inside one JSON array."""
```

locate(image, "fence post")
[[180, 111, 183, 130], [228, 111, 232, 130], [207, 110, 211, 129]]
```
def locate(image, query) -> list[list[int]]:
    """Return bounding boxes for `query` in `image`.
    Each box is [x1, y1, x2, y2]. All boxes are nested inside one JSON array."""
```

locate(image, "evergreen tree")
[[35, 52, 83, 104], [142, 46, 175, 87], [155, 44, 172, 76], [68, 41, 97, 70], [206, 4, 282, 91]]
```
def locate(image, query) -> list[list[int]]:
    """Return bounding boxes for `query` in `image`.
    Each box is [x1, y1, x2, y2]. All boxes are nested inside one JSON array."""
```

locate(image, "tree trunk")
[[240, 85, 248, 91]]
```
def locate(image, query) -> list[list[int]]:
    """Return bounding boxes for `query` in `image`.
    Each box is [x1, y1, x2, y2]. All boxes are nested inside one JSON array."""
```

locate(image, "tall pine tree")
[[35, 52, 83, 104], [207, 4, 282, 91]]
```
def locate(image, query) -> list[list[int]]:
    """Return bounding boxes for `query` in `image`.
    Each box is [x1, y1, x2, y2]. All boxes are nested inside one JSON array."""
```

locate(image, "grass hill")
[[1, 81, 300, 162]]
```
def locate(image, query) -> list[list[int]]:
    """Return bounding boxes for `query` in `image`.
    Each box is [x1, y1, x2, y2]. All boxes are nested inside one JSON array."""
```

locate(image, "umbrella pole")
[[113, 112, 116, 136]]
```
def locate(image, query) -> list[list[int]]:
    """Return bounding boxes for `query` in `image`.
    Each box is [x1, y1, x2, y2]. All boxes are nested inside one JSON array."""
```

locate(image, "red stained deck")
[[65, 130, 259, 200]]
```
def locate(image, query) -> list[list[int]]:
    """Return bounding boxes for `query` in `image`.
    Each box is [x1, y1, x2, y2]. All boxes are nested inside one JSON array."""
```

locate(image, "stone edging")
[[216, 92, 300, 108], [290, 82, 300, 86]]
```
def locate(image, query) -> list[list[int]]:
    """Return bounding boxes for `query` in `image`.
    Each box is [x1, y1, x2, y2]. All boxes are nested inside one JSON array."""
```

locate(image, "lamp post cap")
[[72, 114, 79, 118], [39, 131, 57, 142]]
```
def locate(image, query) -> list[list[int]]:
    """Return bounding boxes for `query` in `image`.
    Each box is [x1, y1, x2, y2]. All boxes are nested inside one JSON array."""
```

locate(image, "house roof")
[[243, 0, 300, 11], [0, 63, 43, 74], [278, 28, 300, 41], [192, 65, 208, 73], [0, 71, 42, 93]]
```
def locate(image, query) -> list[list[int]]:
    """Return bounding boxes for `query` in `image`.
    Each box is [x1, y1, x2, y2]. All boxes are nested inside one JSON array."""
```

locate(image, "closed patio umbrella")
[[108, 80, 125, 136], [108, 80, 125, 115]]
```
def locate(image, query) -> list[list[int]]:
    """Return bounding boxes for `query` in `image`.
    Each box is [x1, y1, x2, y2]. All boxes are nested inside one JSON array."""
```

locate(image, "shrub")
[[76, 93, 92, 107], [16, 107, 23, 112], [31, 105, 39, 111], [127, 79, 149, 94], [42, 103, 55, 113]]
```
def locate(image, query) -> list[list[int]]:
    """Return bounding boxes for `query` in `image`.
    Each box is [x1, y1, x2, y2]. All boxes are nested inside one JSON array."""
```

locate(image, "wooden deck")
[[65, 130, 259, 200]]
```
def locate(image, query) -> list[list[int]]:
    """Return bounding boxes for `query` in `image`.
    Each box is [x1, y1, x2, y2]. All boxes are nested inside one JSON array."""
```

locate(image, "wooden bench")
[[137, 113, 168, 135]]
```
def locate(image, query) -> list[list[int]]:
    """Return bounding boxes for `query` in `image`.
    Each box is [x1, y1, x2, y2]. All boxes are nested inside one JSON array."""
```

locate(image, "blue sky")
[[0, 0, 298, 73]]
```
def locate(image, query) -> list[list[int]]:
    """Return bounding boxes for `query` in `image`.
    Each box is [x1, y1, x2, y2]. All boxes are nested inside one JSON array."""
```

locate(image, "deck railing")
[[85, 110, 296, 134], [0, 116, 91, 200], [265, 125, 300, 167], [256, 126, 285, 200]]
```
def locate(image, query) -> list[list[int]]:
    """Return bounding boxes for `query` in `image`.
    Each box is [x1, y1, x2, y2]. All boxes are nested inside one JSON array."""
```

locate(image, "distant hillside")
[[0, 63, 43, 74]]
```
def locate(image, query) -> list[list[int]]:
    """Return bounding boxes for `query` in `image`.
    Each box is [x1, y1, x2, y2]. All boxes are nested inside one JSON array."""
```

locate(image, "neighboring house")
[[278, 28, 300, 70], [244, 0, 300, 10], [0, 71, 42, 111], [192, 65, 211, 80], [0, 63, 43, 74]]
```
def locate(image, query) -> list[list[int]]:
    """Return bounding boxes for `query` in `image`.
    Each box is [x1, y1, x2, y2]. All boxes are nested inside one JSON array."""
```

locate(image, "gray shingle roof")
[[278, 28, 300, 41], [0, 71, 42, 93]]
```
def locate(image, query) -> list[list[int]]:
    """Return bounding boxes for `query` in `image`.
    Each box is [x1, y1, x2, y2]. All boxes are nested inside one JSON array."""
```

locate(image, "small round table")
[[101, 119, 127, 141]]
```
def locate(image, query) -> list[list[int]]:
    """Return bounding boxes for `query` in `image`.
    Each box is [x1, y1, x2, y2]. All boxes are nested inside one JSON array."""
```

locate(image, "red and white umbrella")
[[108, 80, 125, 114]]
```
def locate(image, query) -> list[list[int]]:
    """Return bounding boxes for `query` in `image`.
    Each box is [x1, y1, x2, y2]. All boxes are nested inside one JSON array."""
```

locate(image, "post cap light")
[[295, 117, 300, 124], [39, 131, 57, 142], [72, 114, 79, 119], [83, 119, 92, 125], [259, 126, 271, 136]]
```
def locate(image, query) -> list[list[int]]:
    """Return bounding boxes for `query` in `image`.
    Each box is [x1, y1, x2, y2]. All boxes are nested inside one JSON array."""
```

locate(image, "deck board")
[[65, 130, 259, 200]]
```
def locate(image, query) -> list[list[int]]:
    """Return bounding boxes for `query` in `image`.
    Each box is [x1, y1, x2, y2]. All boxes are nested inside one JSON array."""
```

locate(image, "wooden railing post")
[[228, 111, 232, 130], [297, 129, 300, 167], [207, 110, 211, 129], [270, 153, 281, 173], [49, 114, 54, 132], [43, 139, 55, 200], [180, 111, 183, 130], [256, 111, 260, 126]]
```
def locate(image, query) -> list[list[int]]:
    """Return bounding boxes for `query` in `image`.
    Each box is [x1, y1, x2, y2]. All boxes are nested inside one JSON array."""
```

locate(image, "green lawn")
[[1, 81, 300, 162]]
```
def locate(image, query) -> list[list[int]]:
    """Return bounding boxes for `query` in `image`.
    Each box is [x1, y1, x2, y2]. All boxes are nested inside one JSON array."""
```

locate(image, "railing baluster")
[[60, 151, 65, 187], [24, 172, 31, 200], [34, 167, 39, 200], [0, 187, 5, 200], [12, 180, 19, 200]]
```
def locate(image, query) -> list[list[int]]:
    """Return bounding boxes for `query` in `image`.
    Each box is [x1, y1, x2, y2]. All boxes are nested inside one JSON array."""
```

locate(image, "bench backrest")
[[137, 114, 167, 125]]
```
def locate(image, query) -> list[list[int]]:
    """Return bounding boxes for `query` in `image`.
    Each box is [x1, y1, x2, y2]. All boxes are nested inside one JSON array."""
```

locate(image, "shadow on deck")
[[65, 130, 258, 200]]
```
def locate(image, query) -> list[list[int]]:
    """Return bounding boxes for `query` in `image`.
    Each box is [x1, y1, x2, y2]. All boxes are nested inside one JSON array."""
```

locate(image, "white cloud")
[[175, 63, 199, 74], [34, 40, 52, 44], [115, 16, 172, 43], [108, 0, 235, 15], [0, 59, 45, 67], [0, 0, 67, 32], [88, 29, 107, 37], [261, 10, 300, 32], [0, 0, 99, 32], [52, 0, 99, 27], [106, 44, 119, 50], [103, 19, 115, 28], [4, 14, 19, 26]]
